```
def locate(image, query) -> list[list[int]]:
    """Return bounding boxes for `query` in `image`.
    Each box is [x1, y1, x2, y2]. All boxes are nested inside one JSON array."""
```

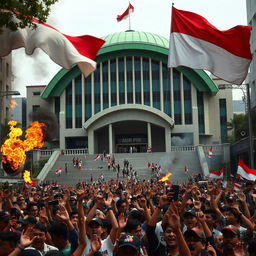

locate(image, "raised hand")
[[55, 204, 70, 222], [167, 202, 181, 231], [91, 234, 102, 252], [19, 227, 35, 249], [118, 212, 128, 229], [104, 193, 113, 208]]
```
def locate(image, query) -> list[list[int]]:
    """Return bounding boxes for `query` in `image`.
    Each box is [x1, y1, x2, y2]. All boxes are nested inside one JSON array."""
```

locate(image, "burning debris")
[[1, 120, 45, 174]]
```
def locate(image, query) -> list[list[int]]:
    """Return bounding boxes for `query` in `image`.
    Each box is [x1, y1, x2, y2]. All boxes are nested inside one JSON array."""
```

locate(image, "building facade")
[[247, 0, 256, 108], [0, 55, 12, 125], [27, 31, 233, 154]]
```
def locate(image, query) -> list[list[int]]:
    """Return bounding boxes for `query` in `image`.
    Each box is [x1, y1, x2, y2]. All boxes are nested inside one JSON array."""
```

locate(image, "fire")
[[23, 170, 32, 184], [9, 100, 17, 111], [159, 172, 172, 182], [1, 120, 45, 171]]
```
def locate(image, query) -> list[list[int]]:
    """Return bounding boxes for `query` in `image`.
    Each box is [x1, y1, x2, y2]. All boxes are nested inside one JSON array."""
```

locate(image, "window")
[[33, 91, 41, 96], [32, 105, 40, 112]]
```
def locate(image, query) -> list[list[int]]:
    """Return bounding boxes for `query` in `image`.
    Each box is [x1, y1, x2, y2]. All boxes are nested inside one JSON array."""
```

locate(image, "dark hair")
[[124, 219, 141, 233], [34, 222, 47, 233], [116, 199, 126, 208], [70, 210, 78, 218], [204, 209, 217, 219], [102, 219, 112, 233], [27, 202, 38, 211], [0, 231, 20, 246], [48, 223, 68, 240], [248, 239, 256, 254], [45, 250, 65, 256]]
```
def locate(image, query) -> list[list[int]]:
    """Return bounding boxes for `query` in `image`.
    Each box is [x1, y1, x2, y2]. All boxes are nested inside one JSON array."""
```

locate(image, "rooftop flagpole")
[[128, 2, 131, 30]]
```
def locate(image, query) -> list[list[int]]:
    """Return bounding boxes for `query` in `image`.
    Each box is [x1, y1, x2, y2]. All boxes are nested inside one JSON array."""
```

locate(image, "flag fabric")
[[55, 168, 62, 175], [184, 166, 188, 173], [168, 7, 252, 85], [208, 147, 213, 158], [117, 3, 134, 22], [234, 183, 242, 191], [209, 167, 224, 179], [237, 159, 256, 181], [94, 154, 101, 161], [84, 155, 87, 160], [0, 11, 105, 77]]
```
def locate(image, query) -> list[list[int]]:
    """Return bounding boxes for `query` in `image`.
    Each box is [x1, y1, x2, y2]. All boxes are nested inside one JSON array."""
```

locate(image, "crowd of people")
[[0, 174, 256, 256]]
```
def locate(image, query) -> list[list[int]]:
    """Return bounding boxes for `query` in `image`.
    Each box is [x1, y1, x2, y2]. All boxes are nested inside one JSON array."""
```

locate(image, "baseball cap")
[[184, 227, 206, 239], [0, 211, 10, 222], [183, 209, 197, 218], [88, 218, 103, 227], [118, 234, 141, 252], [222, 225, 239, 236], [18, 215, 37, 225]]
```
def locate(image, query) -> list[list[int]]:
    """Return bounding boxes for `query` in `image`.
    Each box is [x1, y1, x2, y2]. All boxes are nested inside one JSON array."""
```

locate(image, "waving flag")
[[168, 7, 252, 85], [208, 147, 213, 158], [55, 168, 62, 175], [94, 154, 101, 161], [209, 167, 224, 179], [237, 159, 256, 181], [117, 3, 134, 22], [234, 183, 242, 191], [0, 11, 105, 77], [184, 166, 188, 173]]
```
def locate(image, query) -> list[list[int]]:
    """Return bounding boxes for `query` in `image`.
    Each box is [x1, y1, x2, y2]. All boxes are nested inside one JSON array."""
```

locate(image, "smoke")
[[159, 153, 178, 174], [171, 133, 193, 146], [29, 108, 59, 142]]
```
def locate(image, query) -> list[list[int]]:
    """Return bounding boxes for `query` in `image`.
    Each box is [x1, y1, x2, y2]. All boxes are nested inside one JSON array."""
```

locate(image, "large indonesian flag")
[[0, 11, 105, 77], [117, 4, 134, 22], [209, 167, 224, 179], [237, 159, 256, 181], [168, 7, 252, 85]]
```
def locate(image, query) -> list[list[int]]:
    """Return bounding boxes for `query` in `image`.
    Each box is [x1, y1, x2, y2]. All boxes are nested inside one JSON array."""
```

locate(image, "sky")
[[12, 0, 248, 99]]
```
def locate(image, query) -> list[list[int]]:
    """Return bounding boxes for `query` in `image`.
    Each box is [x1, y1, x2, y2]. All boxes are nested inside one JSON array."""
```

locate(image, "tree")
[[0, 0, 59, 31]]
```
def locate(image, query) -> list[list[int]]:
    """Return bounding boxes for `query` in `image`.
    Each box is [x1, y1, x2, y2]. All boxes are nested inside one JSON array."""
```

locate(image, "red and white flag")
[[0, 11, 105, 77], [237, 159, 256, 181], [234, 183, 242, 191], [117, 3, 134, 22], [55, 168, 62, 175], [84, 155, 87, 160], [168, 7, 252, 85], [93, 154, 101, 161], [184, 166, 188, 173], [208, 147, 213, 158], [209, 167, 224, 179]]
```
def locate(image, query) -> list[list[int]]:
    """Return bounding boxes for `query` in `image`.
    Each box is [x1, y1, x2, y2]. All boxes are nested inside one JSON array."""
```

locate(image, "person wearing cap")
[[83, 193, 119, 256], [116, 234, 142, 256], [183, 209, 198, 232], [0, 211, 11, 232], [221, 225, 246, 256]]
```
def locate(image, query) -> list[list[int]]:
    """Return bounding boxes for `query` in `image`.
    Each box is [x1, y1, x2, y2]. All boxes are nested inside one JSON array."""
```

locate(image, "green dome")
[[101, 31, 169, 49]]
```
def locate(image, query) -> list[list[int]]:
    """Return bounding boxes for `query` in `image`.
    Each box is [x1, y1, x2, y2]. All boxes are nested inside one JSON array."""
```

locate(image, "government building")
[[26, 31, 233, 154]]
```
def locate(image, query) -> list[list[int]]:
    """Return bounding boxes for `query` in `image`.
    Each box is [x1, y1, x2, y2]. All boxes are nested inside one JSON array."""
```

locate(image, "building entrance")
[[116, 144, 147, 153]]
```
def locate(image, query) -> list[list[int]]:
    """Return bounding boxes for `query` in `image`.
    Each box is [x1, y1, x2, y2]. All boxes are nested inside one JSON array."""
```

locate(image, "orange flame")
[[1, 120, 45, 171], [159, 172, 172, 182], [9, 100, 17, 111]]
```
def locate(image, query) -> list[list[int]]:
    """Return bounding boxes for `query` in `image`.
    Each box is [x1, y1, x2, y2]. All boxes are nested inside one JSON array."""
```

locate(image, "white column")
[[140, 57, 144, 105], [160, 61, 164, 112], [124, 57, 127, 104], [147, 122, 152, 149], [108, 60, 111, 107], [88, 129, 94, 154], [81, 74, 85, 124], [116, 58, 119, 105], [91, 73, 95, 116], [72, 79, 75, 128], [132, 56, 136, 104], [149, 58, 153, 107], [165, 126, 172, 152], [170, 68, 174, 118], [109, 124, 113, 154], [180, 72, 185, 125], [100, 63, 103, 111]]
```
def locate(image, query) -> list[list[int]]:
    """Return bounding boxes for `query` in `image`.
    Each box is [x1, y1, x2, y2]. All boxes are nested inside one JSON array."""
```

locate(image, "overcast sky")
[[12, 0, 248, 99]]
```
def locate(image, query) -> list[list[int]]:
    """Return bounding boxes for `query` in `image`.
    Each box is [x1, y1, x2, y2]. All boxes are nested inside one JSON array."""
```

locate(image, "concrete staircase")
[[44, 151, 202, 185]]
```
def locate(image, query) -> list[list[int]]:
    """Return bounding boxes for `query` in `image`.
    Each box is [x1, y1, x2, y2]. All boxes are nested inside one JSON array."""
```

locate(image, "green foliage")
[[224, 113, 248, 143], [0, 0, 59, 31], [24, 156, 49, 178]]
